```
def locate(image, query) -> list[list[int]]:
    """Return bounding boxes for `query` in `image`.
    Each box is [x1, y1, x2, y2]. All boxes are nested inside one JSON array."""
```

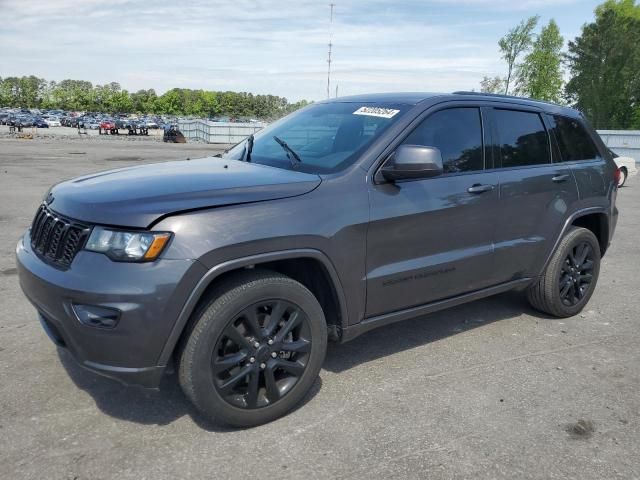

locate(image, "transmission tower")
[[326, 3, 335, 99]]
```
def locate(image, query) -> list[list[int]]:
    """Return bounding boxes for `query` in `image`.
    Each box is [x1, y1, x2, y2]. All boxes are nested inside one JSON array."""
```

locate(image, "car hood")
[[47, 157, 321, 228]]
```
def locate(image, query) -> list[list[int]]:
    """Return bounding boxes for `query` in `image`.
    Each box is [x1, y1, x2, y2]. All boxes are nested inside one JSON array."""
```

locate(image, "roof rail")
[[452, 91, 560, 106]]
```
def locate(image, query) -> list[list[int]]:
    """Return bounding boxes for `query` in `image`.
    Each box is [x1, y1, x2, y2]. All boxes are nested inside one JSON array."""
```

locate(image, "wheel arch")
[[157, 249, 348, 366], [571, 211, 609, 256], [538, 207, 610, 277]]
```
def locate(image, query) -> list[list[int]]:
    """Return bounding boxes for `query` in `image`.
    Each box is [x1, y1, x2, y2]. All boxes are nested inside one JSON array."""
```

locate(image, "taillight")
[[614, 168, 621, 186]]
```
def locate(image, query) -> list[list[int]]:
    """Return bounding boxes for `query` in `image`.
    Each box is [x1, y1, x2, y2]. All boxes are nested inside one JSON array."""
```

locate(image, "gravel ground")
[[0, 135, 639, 479]]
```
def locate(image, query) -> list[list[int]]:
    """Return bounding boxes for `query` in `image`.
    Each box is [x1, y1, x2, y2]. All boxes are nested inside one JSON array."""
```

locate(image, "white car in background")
[[610, 149, 638, 187], [44, 117, 61, 127]]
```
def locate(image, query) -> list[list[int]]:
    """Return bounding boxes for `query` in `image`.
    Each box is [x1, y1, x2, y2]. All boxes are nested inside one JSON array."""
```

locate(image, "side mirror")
[[381, 145, 444, 182]]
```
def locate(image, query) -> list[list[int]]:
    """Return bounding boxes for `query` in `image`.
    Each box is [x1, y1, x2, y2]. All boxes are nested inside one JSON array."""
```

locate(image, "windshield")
[[224, 102, 411, 173]]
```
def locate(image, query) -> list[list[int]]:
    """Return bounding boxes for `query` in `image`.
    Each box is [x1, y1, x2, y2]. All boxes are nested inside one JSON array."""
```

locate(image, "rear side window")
[[494, 109, 550, 168], [402, 108, 484, 173], [549, 115, 600, 162]]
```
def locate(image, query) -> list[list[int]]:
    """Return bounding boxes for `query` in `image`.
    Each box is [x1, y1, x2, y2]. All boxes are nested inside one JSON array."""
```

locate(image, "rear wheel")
[[527, 227, 600, 318], [179, 270, 327, 427]]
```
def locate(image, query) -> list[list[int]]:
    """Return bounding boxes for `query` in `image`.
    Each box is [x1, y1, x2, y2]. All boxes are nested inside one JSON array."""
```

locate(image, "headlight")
[[85, 227, 172, 262]]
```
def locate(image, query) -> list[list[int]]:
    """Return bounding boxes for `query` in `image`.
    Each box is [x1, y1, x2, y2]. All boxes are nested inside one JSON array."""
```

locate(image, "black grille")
[[30, 204, 90, 269]]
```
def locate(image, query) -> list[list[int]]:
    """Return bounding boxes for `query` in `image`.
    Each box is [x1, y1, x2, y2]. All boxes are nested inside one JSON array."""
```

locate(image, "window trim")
[[373, 104, 487, 183], [489, 107, 553, 170], [542, 113, 563, 164]]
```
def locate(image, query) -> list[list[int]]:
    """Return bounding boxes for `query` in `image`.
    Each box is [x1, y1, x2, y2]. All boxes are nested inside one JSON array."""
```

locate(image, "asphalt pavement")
[[1, 134, 639, 479]]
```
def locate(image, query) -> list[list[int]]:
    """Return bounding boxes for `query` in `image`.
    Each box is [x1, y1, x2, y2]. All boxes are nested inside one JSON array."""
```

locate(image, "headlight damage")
[[85, 227, 171, 261]]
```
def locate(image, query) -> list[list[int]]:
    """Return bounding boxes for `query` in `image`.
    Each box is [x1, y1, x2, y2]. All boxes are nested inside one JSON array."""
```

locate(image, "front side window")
[[494, 109, 550, 168], [401, 107, 484, 174], [224, 102, 411, 174], [549, 115, 599, 162]]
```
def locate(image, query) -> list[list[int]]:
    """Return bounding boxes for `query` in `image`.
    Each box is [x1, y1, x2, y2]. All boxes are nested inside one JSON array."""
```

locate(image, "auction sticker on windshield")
[[353, 106, 400, 119]]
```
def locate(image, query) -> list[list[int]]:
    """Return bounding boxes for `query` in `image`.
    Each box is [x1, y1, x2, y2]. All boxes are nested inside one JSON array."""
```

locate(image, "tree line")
[[481, 0, 640, 129], [0, 78, 310, 121]]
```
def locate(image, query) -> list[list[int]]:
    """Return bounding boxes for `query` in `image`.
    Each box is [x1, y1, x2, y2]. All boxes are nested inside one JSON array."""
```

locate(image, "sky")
[[1, 0, 603, 102]]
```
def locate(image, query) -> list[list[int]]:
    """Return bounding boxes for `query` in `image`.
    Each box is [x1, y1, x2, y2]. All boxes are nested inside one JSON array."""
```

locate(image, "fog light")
[[72, 304, 120, 329]]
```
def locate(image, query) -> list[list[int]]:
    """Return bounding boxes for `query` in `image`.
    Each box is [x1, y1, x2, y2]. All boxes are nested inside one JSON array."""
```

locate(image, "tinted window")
[[402, 108, 483, 173], [495, 109, 550, 167], [550, 115, 599, 162]]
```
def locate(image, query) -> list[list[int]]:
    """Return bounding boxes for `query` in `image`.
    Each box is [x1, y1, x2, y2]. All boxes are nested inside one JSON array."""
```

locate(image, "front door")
[[365, 106, 500, 317]]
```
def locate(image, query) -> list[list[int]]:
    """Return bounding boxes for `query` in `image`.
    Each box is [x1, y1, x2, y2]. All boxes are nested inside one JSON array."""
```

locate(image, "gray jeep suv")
[[17, 92, 619, 427]]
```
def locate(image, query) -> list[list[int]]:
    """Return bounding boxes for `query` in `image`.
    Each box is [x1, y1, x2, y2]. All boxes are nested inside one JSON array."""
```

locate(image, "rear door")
[[489, 106, 579, 282], [365, 104, 500, 317], [546, 114, 609, 200]]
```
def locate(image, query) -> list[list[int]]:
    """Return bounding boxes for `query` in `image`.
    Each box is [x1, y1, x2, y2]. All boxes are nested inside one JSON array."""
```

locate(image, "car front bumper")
[[16, 230, 206, 388]]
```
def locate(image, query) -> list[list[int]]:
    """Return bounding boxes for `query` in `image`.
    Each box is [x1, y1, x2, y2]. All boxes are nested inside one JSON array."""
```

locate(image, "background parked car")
[[142, 118, 159, 129], [610, 149, 638, 187], [99, 119, 118, 134], [15, 115, 36, 127], [84, 119, 100, 129], [44, 117, 61, 127], [33, 117, 49, 128]]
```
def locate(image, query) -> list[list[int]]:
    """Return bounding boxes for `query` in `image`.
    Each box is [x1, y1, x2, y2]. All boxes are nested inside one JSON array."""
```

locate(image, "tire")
[[618, 167, 627, 187], [179, 270, 327, 427], [527, 227, 600, 318]]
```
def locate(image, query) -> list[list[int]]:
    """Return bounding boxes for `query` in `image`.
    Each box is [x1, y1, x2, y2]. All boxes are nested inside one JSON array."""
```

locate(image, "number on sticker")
[[353, 107, 400, 119]]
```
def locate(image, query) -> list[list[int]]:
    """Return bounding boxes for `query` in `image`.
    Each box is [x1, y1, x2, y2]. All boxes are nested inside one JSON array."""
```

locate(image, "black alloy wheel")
[[178, 270, 327, 427], [212, 300, 312, 409], [527, 227, 601, 318], [559, 241, 595, 306]]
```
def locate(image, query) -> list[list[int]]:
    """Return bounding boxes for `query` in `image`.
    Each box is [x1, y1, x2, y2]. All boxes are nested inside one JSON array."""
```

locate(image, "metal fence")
[[177, 119, 266, 144], [597, 130, 640, 162]]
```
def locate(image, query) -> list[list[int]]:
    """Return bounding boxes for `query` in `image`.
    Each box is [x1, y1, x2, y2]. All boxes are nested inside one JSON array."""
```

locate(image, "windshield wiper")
[[243, 134, 254, 162], [273, 136, 302, 167]]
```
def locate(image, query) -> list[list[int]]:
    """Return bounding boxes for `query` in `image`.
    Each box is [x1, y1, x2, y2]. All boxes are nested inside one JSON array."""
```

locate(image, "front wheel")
[[179, 270, 327, 427], [527, 227, 601, 318]]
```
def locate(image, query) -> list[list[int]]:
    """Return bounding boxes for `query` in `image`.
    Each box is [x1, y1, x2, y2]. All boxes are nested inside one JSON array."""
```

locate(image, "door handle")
[[467, 184, 495, 194], [552, 174, 570, 183]]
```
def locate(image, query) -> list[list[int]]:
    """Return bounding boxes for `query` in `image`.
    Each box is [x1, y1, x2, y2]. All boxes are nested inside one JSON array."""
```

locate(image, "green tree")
[[0, 77, 18, 106], [50, 79, 94, 111], [480, 76, 506, 94], [0, 75, 46, 107], [0, 75, 309, 119], [130, 89, 158, 113], [565, 0, 640, 129], [155, 88, 184, 115], [515, 19, 564, 102], [499, 15, 539, 95]]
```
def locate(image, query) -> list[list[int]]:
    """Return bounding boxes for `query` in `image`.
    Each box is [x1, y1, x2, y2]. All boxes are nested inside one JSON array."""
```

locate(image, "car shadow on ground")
[[58, 290, 546, 429], [57, 347, 323, 432], [323, 291, 549, 373]]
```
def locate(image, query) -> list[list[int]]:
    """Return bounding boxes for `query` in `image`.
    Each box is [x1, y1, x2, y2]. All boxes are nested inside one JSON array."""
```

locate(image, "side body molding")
[[157, 248, 349, 366]]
